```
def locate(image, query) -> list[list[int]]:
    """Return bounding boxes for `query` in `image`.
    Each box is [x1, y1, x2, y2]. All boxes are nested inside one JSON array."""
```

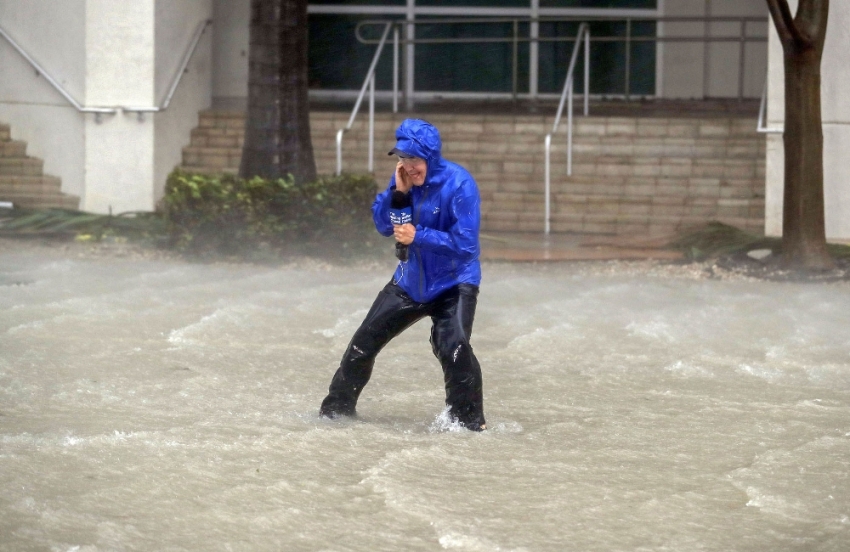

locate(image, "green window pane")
[[414, 18, 529, 93], [540, 0, 657, 7], [417, 0, 529, 6], [308, 10, 656, 96], [309, 15, 402, 90], [310, 0, 405, 5], [538, 20, 655, 95]]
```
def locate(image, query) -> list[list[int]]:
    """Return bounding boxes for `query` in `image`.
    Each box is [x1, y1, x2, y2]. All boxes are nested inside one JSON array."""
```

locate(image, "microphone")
[[390, 190, 412, 262]]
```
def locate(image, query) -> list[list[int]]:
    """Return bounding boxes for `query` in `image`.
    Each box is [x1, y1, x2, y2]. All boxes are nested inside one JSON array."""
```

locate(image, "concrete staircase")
[[181, 110, 765, 236], [0, 122, 79, 210]]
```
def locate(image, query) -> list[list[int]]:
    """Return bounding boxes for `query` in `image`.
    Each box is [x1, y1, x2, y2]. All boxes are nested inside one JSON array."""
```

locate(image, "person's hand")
[[395, 161, 412, 193], [393, 223, 415, 245]]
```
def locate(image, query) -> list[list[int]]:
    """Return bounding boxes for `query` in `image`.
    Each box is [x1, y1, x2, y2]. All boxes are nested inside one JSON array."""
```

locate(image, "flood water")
[[1, 246, 849, 552]]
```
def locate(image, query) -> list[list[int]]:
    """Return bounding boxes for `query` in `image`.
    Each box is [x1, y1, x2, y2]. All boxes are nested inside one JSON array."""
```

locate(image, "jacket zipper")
[[414, 186, 429, 301]]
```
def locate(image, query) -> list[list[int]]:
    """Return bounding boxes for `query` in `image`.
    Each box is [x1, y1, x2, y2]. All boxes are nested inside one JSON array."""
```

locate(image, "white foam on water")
[[736, 362, 785, 383], [437, 529, 529, 552], [6, 319, 45, 334], [664, 359, 714, 378], [167, 308, 232, 346], [625, 319, 676, 342], [428, 407, 468, 433], [312, 308, 369, 338]]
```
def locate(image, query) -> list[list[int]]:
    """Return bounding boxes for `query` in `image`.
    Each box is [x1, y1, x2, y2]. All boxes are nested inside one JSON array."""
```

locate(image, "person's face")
[[398, 156, 427, 185]]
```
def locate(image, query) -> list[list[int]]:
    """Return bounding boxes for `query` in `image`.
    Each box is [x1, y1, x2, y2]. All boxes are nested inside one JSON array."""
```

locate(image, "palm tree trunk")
[[240, 0, 317, 184]]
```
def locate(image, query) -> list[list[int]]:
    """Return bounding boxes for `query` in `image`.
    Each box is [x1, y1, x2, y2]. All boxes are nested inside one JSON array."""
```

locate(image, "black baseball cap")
[[388, 147, 416, 158]]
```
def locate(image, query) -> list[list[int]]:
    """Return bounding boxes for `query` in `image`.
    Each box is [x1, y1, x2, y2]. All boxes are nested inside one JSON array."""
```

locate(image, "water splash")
[[428, 407, 467, 433]]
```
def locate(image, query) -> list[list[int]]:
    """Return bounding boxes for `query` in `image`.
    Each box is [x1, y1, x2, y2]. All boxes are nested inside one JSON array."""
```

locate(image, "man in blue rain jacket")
[[320, 118, 486, 431]]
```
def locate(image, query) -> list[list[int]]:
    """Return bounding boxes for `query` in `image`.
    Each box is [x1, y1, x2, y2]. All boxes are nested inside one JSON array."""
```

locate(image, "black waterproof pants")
[[320, 282, 485, 430]]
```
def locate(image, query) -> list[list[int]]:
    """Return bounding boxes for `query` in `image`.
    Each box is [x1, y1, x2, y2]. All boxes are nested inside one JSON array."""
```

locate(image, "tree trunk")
[[781, 44, 831, 268], [767, 0, 833, 270], [240, 0, 317, 184]]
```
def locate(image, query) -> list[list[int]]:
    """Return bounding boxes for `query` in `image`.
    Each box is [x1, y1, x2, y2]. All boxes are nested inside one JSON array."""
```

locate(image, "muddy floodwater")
[[1, 245, 849, 551]]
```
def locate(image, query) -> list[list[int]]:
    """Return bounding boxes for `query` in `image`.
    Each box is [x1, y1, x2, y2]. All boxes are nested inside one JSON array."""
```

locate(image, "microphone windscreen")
[[391, 190, 410, 209]]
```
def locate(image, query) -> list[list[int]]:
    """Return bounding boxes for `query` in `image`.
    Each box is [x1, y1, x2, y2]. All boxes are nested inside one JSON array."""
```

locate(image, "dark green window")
[[417, 0, 529, 6], [310, 0, 405, 5], [414, 18, 530, 93], [538, 20, 656, 95], [308, 1, 658, 96], [309, 15, 403, 90], [540, 1, 656, 7]]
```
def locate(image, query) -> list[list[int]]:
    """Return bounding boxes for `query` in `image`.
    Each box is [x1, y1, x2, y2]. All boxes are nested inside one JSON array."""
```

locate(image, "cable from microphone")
[[390, 190, 412, 262]]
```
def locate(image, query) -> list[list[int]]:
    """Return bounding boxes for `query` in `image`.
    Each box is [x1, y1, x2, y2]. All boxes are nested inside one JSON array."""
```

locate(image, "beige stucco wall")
[[658, 0, 768, 99], [0, 0, 87, 199], [765, 0, 850, 240], [153, 0, 213, 204], [212, 0, 249, 108]]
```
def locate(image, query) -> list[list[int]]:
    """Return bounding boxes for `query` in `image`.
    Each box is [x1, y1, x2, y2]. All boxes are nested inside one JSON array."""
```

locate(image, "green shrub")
[[159, 169, 378, 256]]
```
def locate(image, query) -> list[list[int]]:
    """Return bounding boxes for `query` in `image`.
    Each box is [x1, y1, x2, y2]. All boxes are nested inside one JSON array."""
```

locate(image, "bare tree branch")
[[766, 0, 801, 43]]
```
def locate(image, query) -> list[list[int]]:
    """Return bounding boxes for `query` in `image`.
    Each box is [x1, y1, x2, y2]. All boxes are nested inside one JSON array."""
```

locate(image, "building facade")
[[0, 0, 213, 214], [0, 0, 847, 239]]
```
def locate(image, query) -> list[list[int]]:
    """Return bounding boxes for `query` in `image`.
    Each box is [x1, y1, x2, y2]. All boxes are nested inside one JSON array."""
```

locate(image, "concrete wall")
[[212, 0, 249, 108], [658, 0, 767, 99], [0, 0, 213, 213], [0, 0, 87, 199], [153, 0, 213, 203], [765, 0, 850, 240]]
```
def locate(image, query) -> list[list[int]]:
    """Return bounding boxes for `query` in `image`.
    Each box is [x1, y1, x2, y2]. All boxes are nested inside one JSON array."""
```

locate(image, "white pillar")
[[820, 2, 850, 240], [83, 0, 156, 213], [764, 6, 785, 237]]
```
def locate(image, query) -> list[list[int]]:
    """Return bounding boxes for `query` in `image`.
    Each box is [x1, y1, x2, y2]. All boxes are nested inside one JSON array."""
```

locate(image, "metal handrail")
[[335, 22, 394, 176], [757, 80, 783, 134], [0, 19, 211, 122], [0, 24, 116, 118], [355, 15, 768, 104], [544, 23, 590, 236], [124, 19, 213, 121]]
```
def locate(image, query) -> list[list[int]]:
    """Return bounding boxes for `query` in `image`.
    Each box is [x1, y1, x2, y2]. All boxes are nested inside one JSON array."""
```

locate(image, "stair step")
[[0, 175, 63, 195], [0, 121, 76, 211], [188, 132, 763, 161], [181, 109, 767, 235], [179, 165, 238, 175], [0, 157, 43, 176], [0, 192, 79, 210], [0, 140, 27, 157]]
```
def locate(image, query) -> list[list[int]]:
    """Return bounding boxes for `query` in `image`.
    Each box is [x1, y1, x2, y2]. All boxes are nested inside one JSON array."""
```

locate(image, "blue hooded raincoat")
[[373, 119, 482, 303]]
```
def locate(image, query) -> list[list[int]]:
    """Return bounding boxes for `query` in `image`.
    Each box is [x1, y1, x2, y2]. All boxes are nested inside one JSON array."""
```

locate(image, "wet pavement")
[[480, 230, 684, 262]]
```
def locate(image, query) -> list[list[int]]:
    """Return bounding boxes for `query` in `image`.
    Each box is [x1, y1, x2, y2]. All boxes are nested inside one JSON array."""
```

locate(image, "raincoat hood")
[[388, 119, 443, 165]]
